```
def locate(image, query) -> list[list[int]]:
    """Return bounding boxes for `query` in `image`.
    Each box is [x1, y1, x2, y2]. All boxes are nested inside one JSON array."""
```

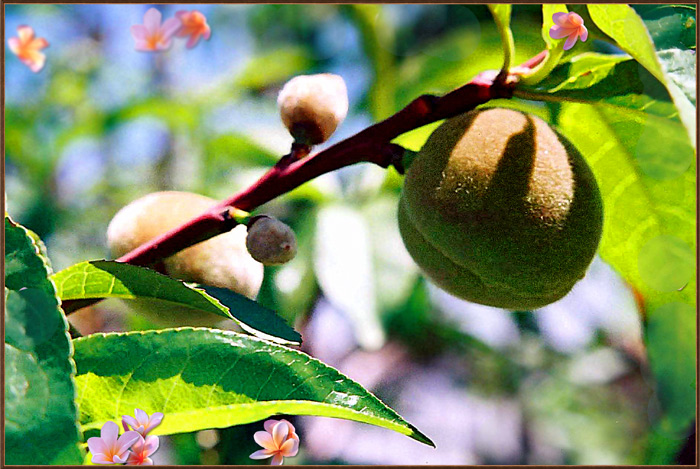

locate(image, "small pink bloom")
[[130, 8, 182, 52], [549, 12, 588, 51], [250, 419, 299, 465], [126, 434, 160, 465], [175, 10, 211, 48], [87, 421, 141, 465], [7, 25, 49, 72], [122, 409, 164, 436]]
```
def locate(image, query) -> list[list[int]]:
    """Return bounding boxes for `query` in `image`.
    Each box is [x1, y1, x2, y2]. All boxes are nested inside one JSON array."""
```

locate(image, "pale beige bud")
[[107, 191, 264, 327], [277, 73, 349, 145], [245, 216, 298, 266]]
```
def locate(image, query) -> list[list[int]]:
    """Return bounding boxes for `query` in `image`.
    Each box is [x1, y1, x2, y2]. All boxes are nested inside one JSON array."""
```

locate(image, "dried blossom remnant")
[[246, 216, 298, 266], [278, 73, 349, 145]]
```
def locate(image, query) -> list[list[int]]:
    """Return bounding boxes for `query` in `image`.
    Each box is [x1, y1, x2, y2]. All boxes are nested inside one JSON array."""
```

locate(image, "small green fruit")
[[398, 108, 603, 309], [107, 191, 264, 326], [246, 216, 298, 266]]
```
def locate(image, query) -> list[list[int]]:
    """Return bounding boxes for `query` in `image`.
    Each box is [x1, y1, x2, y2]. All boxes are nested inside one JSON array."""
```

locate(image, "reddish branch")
[[63, 54, 543, 315]]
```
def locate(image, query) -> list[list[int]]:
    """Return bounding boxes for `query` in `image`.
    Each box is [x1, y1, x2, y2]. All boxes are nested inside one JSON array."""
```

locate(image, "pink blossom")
[[87, 421, 141, 465], [7, 25, 49, 72], [549, 12, 588, 51], [126, 434, 160, 465], [250, 419, 300, 465], [130, 8, 182, 52], [175, 10, 211, 48], [122, 409, 164, 436]]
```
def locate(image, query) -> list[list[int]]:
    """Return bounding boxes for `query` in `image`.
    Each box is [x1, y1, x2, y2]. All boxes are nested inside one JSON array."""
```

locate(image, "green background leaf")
[[73, 328, 433, 446], [52, 260, 301, 345], [5, 217, 83, 464], [587, 4, 696, 146], [557, 103, 696, 441]]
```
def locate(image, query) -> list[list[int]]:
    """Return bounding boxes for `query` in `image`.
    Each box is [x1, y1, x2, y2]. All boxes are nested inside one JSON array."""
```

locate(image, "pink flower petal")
[[202, 28, 211, 40], [130, 25, 149, 41], [116, 430, 142, 455], [113, 453, 129, 464], [101, 421, 120, 447], [549, 25, 572, 40], [279, 438, 299, 457], [87, 436, 109, 456], [91, 453, 115, 464], [17, 25, 34, 42], [568, 12, 584, 26], [143, 8, 162, 34], [143, 435, 160, 455], [175, 10, 188, 20], [272, 421, 290, 447], [563, 33, 579, 51], [140, 458, 154, 465], [155, 38, 172, 51], [264, 420, 280, 433], [7, 37, 21, 54], [249, 449, 274, 460], [254, 431, 276, 450], [31, 37, 48, 49], [27, 55, 46, 73], [134, 40, 154, 52], [552, 12, 569, 27], [579, 25, 589, 42], [271, 453, 285, 465], [185, 34, 200, 49], [161, 17, 183, 40]]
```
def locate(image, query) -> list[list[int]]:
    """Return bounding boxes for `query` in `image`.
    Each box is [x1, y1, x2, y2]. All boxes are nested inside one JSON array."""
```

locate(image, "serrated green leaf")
[[5, 216, 83, 465], [520, 53, 680, 120], [73, 328, 433, 446], [557, 103, 696, 440], [52, 260, 300, 345], [587, 4, 696, 146]]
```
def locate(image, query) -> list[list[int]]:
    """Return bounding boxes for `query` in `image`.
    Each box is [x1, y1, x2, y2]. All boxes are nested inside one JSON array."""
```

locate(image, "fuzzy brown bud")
[[245, 216, 298, 266], [277, 73, 348, 145]]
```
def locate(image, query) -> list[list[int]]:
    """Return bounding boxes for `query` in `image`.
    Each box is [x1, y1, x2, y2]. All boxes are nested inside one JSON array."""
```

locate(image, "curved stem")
[[62, 51, 547, 315]]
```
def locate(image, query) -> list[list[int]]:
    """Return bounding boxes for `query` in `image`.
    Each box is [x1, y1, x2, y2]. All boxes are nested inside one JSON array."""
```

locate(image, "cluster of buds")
[[277, 73, 349, 146]]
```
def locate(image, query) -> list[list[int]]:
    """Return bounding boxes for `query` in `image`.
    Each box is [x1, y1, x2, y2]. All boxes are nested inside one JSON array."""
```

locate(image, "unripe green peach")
[[106, 191, 264, 326], [398, 108, 603, 309], [245, 215, 298, 266]]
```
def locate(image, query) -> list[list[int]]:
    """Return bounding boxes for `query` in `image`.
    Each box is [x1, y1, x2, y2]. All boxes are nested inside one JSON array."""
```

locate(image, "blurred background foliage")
[[4, 4, 695, 465]]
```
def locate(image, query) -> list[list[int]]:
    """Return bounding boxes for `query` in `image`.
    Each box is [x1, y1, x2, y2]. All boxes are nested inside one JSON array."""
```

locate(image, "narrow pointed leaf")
[[52, 260, 300, 345], [73, 328, 433, 446]]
